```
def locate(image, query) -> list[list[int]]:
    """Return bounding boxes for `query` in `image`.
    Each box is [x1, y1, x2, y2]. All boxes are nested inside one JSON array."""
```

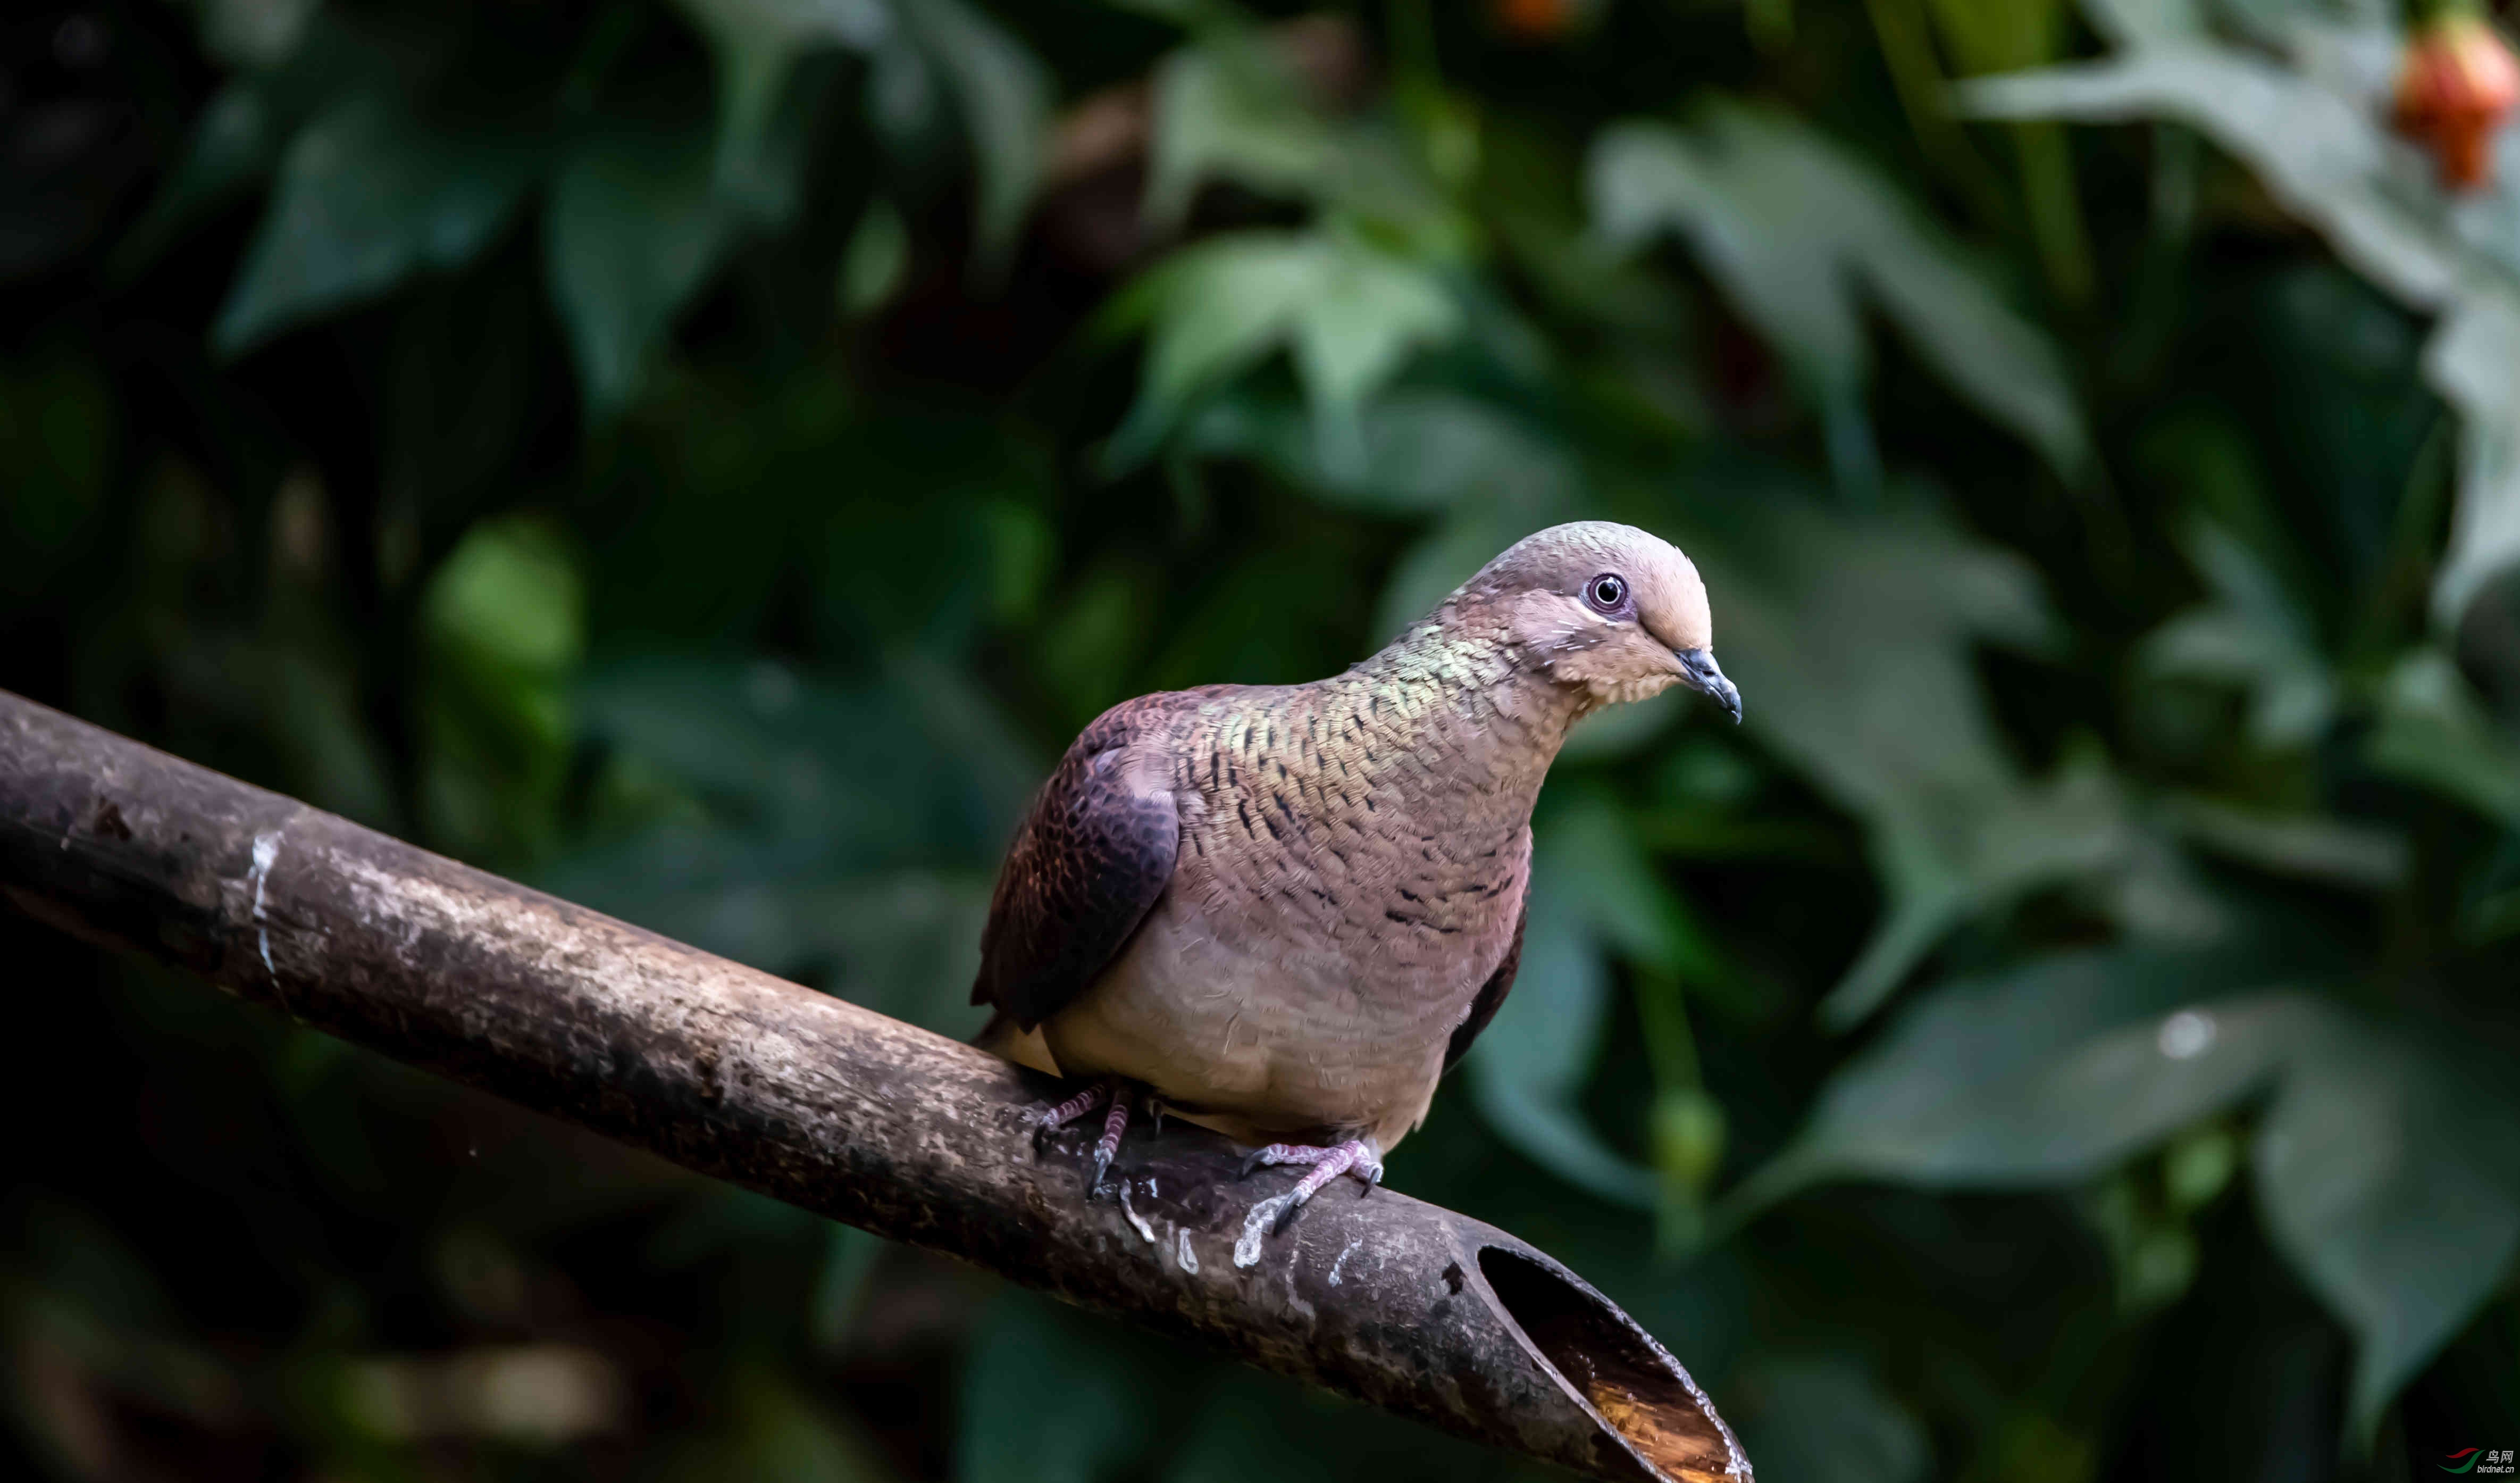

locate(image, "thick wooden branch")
[[0, 690, 1748, 1483]]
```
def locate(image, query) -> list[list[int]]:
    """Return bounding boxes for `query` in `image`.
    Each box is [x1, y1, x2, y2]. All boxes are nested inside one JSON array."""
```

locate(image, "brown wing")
[[970, 695, 1185, 1031], [1444, 897, 1527, 1073]]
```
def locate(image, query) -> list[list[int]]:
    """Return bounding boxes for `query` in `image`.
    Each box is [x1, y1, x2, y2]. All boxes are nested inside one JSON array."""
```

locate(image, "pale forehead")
[[1485, 521, 1698, 587], [1490, 520, 1712, 645]]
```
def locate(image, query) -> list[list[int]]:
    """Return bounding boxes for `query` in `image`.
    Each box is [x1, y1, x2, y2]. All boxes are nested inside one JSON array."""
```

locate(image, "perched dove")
[[972, 522, 1739, 1234]]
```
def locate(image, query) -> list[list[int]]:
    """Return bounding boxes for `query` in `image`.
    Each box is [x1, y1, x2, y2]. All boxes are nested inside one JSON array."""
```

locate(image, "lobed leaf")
[[892, 0, 1050, 270], [1467, 794, 1694, 1210], [547, 122, 736, 416], [1103, 231, 1460, 475], [1733, 943, 2317, 1210], [669, 0, 891, 212], [213, 94, 540, 356], [2253, 1016, 2520, 1446], [1144, 39, 1336, 230], [1590, 106, 2089, 478]]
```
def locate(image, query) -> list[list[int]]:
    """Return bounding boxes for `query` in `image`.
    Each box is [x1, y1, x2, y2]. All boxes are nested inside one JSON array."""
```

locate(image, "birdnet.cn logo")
[[2441, 1449, 2516, 1474]]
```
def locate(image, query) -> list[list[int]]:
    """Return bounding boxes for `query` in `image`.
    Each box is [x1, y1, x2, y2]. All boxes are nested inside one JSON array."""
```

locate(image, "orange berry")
[[1495, 0, 1573, 41], [2393, 13, 2520, 190]]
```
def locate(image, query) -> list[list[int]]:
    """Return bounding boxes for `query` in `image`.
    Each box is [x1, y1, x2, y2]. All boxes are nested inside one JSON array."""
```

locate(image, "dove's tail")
[[972, 1009, 1063, 1077]]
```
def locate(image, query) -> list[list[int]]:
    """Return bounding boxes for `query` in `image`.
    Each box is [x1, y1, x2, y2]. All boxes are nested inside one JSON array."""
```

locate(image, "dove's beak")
[[1675, 648, 1740, 724]]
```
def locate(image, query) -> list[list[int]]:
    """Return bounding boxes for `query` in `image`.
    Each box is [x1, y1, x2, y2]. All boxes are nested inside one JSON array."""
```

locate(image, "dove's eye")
[[1585, 574, 1628, 613]]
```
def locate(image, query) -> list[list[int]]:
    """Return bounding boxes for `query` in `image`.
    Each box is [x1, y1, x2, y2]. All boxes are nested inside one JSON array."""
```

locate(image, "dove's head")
[[1446, 521, 1739, 720]]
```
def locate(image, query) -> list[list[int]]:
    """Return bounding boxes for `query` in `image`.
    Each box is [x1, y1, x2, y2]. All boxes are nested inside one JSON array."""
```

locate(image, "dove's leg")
[[1027, 1077, 1134, 1195], [1090, 1089, 1132, 1194], [1237, 1138, 1384, 1235], [1029, 1078, 1112, 1135]]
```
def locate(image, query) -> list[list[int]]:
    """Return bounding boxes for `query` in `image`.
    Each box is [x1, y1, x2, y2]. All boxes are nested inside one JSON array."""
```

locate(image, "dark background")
[[2, 0, 2515, 1479]]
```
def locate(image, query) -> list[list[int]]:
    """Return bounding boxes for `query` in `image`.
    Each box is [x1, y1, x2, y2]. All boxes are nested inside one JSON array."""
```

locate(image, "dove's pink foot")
[[1027, 1077, 1133, 1195], [1030, 1078, 1111, 1134], [1091, 1091, 1132, 1193], [1237, 1138, 1384, 1235]]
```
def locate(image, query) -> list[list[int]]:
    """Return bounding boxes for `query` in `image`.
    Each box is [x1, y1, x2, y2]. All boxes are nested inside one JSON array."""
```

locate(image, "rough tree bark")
[[0, 690, 1748, 1483]]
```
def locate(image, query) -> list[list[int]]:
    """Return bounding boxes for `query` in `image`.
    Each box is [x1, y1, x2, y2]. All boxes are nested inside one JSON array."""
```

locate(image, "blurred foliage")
[[4, 0, 2519, 1480]]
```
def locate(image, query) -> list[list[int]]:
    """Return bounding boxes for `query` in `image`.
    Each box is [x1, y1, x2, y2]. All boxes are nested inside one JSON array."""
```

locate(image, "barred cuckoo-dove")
[[970, 521, 1739, 1243]]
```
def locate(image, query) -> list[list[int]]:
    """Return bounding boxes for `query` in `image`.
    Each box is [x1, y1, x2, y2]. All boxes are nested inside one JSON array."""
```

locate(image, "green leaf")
[[839, 200, 910, 315], [1553, 789, 1697, 968], [418, 515, 587, 857], [1730, 1355, 1930, 1483], [112, 84, 280, 277], [545, 653, 1027, 1023], [1163, 1371, 1509, 1483], [195, 0, 323, 70], [547, 121, 736, 416], [1860, 190, 2087, 466], [1293, 251, 1458, 411], [893, 0, 1050, 271], [2253, 1017, 2520, 1447], [670, 0, 1042, 257], [426, 518, 585, 681], [571, 656, 1032, 856], [1104, 230, 1460, 473], [2076, 0, 2203, 49], [1593, 118, 1862, 397], [652, 1367, 892, 1483], [1137, 21, 1452, 248], [2423, 282, 2520, 626], [2167, 796, 2408, 890], [1735, 932, 2516, 1438], [1144, 37, 1337, 230], [2139, 522, 2338, 747], [212, 94, 540, 356], [1734, 945, 2314, 1211], [122, 13, 420, 279], [543, 831, 995, 1030], [2368, 649, 2520, 828], [1590, 106, 2089, 478], [960, 1291, 1183, 1483], [1925, 0, 2067, 73], [1468, 882, 1657, 1208], [1965, 46, 2520, 622], [1113, 234, 1324, 436], [1467, 793, 1692, 1209], [1659, 472, 2144, 1027], [809, 1223, 884, 1348], [1965, 49, 2455, 307], [668, 0, 890, 212], [1184, 388, 1579, 518], [1816, 756, 2136, 1029], [0, 356, 111, 594]]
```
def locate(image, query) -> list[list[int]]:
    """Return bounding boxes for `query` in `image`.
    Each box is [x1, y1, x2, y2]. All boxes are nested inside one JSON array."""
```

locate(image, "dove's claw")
[[1237, 1138, 1384, 1237], [1088, 1090, 1132, 1195], [1029, 1080, 1110, 1143], [1026, 1078, 1141, 1196]]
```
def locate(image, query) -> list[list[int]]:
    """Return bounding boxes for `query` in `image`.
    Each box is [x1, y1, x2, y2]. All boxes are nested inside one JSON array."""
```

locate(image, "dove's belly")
[[1039, 866, 1523, 1151]]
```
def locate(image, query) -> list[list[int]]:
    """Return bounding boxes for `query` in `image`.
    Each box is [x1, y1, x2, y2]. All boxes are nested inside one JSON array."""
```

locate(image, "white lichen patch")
[[1328, 1238, 1361, 1287], [1118, 1181, 1158, 1245], [1176, 1228, 1199, 1273], [1234, 1195, 1293, 1268], [1281, 1264, 1316, 1322], [249, 830, 281, 979]]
